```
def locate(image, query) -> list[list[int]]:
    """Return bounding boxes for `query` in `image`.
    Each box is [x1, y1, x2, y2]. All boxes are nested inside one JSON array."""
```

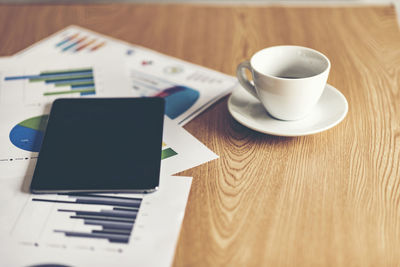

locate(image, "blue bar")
[[113, 207, 140, 212], [56, 38, 71, 47], [84, 219, 134, 230], [71, 83, 95, 89], [54, 230, 130, 244], [5, 71, 93, 81], [35, 194, 143, 208], [70, 215, 135, 223], [33, 198, 78, 205], [32, 194, 142, 209], [101, 209, 138, 218], [32, 196, 142, 208], [32, 197, 138, 208], [72, 194, 143, 202], [81, 91, 96, 96], [5, 75, 39, 81], [92, 229, 131, 235], [62, 41, 78, 52], [58, 208, 138, 219], [73, 195, 142, 208]]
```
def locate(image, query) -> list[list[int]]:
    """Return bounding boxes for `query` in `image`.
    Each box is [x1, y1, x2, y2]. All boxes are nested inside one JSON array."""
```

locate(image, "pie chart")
[[9, 115, 49, 152], [154, 86, 200, 119]]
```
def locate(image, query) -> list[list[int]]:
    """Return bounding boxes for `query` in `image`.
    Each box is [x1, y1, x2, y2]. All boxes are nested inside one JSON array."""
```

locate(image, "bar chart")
[[4, 68, 96, 97], [32, 194, 142, 244], [0, 175, 192, 266], [55, 32, 107, 53]]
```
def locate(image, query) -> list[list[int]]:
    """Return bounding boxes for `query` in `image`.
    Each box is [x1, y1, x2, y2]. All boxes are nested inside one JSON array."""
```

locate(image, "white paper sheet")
[[162, 117, 218, 175], [0, 174, 192, 267], [15, 25, 238, 125]]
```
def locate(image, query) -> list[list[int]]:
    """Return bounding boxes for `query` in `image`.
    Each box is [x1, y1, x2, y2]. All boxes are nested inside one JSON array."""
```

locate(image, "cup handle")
[[236, 60, 259, 99]]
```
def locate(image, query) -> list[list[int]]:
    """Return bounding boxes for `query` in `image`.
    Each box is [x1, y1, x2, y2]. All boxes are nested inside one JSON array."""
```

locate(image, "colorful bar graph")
[[4, 68, 96, 97], [62, 36, 88, 52], [55, 32, 107, 53]]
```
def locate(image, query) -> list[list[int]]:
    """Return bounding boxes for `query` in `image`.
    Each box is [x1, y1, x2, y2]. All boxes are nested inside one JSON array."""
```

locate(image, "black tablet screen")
[[30, 98, 164, 193]]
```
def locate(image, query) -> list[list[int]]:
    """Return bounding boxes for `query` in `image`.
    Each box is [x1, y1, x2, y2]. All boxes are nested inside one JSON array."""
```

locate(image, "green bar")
[[43, 88, 95, 96], [161, 148, 178, 160], [40, 68, 93, 75], [55, 81, 94, 87], [29, 74, 93, 82]]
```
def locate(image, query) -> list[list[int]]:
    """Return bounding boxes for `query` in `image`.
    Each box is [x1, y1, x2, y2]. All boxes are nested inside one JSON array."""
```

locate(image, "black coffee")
[[276, 76, 303, 79]]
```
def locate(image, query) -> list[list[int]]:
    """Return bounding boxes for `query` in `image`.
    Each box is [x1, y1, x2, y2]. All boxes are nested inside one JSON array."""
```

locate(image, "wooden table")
[[1, 3, 400, 267]]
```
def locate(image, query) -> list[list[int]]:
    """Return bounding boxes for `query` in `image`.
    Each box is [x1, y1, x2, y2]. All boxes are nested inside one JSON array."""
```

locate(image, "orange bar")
[[90, 41, 106, 51], [75, 38, 97, 52]]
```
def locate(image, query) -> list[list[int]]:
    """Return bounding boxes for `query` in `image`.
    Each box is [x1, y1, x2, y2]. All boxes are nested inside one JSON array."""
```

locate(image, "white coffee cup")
[[236, 46, 330, 121]]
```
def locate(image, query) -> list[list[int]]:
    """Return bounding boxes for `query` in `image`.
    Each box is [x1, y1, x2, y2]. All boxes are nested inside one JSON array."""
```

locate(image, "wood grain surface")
[[0, 3, 399, 267]]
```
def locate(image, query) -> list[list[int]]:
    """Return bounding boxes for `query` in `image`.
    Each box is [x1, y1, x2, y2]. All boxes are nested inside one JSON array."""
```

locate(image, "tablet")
[[30, 98, 165, 193]]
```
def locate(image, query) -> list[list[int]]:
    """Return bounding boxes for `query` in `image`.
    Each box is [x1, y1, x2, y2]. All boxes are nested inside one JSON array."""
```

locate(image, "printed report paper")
[[15, 25, 238, 125], [0, 174, 192, 267]]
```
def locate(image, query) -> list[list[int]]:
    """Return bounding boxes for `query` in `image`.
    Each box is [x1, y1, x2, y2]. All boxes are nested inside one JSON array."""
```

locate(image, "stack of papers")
[[0, 26, 237, 266]]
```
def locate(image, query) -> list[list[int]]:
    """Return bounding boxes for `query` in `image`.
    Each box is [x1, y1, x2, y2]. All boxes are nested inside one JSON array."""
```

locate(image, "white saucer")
[[228, 84, 348, 136]]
